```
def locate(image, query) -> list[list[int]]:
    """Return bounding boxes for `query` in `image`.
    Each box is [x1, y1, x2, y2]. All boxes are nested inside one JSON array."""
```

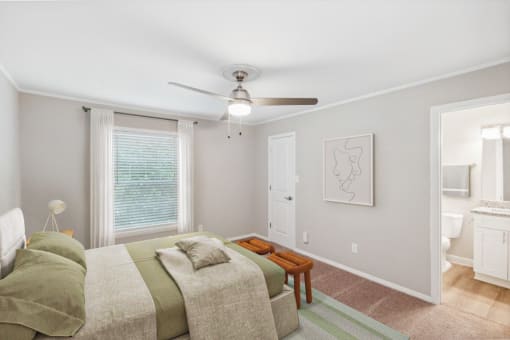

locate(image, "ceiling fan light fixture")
[[168, 65, 318, 122], [228, 101, 252, 116]]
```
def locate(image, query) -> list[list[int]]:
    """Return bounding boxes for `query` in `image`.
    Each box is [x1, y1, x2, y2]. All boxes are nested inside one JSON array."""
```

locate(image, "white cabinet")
[[473, 213, 510, 289], [474, 227, 508, 279]]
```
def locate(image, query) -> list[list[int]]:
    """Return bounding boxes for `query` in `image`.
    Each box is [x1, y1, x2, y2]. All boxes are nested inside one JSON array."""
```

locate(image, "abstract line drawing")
[[324, 134, 373, 206], [332, 139, 363, 201]]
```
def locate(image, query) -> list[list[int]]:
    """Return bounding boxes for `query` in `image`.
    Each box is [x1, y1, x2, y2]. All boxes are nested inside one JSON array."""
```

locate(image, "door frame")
[[429, 93, 510, 304], [268, 131, 296, 248]]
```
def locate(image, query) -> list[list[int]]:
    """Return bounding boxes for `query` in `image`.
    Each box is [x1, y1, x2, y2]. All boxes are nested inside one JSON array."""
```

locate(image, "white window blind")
[[113, 129, 178, 231]]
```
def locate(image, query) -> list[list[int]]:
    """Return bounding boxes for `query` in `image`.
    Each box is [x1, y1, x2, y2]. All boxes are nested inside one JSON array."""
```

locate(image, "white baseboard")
[[446, 254, 473, 267], [227, 233, 258, 241], [474, 272, 510, 289], [230, 232, 434, 304], [287, 246, 435, 304]]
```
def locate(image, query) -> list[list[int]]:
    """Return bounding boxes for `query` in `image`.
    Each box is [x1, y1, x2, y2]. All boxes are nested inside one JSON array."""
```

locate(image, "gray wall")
[[253, 62, 510, 295], [0, 72, 20, 214], [19, 94, 90, 246], [194, 120, 256, 237], [18, 93, 255, 247]]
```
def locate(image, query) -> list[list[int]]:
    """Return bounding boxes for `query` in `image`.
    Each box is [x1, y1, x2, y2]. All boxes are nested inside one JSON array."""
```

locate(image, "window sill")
[[115, 224, 178, 240]]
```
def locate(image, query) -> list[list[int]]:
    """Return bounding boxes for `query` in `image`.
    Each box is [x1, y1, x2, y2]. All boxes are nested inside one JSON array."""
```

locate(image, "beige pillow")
[[175, 236, 224, 251], [175, 237, 230, 270]]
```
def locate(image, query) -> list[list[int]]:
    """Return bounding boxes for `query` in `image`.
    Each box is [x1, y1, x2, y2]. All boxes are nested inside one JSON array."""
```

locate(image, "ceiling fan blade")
[[220, 112, 229, 120], [251, 97, 318, 106], [168, 81, 232, 101]]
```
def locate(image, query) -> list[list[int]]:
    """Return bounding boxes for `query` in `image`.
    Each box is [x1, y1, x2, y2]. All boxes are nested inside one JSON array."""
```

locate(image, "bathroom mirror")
[[481, 126, 510, 201]]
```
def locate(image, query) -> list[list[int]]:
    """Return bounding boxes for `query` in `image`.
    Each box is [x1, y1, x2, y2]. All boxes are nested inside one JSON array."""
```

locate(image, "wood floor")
[[443, 264, 510, 328], [265, 241, 510, 339]]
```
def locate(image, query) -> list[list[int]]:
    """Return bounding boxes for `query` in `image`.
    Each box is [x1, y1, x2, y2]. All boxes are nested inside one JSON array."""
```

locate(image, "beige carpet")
[[267, 242, 510, 340]]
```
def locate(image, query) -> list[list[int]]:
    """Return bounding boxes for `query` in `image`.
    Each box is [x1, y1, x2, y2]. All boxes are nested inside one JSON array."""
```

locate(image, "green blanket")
[[125, 232, 284, 340]]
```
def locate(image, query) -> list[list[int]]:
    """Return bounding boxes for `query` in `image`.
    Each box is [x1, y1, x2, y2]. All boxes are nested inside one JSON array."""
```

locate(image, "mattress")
[[125, 232, 285, 340]]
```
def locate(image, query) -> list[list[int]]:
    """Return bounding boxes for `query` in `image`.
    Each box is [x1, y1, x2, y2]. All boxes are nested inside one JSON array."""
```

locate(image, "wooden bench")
[[268, 251, 313, 309], [236, 238, 275, 255]]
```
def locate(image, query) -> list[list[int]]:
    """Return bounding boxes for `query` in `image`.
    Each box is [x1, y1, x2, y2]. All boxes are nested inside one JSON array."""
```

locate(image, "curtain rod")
[[81, 106, 198, 125]]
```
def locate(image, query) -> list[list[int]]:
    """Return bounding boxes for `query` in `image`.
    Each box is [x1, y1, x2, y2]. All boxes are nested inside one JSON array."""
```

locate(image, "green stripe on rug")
[[285, 279, 409, 340], [303, 292, 392, 339], [299, 307, 358, 339]]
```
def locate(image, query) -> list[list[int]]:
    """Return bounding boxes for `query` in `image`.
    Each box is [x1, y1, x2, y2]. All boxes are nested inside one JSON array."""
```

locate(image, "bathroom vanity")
[[472, 207, 510, 289], [471, 125, 510, 289]]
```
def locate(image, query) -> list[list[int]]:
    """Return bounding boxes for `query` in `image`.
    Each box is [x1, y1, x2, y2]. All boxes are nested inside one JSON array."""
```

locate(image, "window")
[[113, 128, 179, 232]]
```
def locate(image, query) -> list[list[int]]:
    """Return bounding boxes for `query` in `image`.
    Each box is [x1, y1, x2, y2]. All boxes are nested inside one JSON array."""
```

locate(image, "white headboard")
[[0, 208, 26, 278]]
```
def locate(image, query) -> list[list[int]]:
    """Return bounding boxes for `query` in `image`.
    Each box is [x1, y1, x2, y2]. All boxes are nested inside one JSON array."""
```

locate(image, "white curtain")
[[90, 108, 115, 248], [178, 120, 194, 234]]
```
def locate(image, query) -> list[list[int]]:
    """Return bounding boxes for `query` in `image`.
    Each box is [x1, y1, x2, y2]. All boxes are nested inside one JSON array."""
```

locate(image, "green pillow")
[[0, 249, 86, 338], [0, 323, 36, 340], [28, 231, 87, 269]]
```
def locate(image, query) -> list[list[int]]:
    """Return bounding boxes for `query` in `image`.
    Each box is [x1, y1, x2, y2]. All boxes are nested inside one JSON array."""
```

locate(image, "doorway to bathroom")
[[430, 93, 510, 327]]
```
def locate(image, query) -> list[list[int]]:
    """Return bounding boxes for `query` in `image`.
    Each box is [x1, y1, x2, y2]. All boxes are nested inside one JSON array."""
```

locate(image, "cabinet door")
[[474, 227, 508, 280]]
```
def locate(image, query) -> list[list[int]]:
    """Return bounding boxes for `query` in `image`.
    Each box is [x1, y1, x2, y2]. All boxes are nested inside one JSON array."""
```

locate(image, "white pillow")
[[0, 208, 26, 278]]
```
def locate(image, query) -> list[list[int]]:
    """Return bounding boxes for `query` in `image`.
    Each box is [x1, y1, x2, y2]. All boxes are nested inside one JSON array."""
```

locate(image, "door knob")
[[284, 196, 293, 201]]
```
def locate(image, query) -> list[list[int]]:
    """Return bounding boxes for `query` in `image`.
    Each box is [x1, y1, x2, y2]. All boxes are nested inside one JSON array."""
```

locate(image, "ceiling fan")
[[168, 64, 318, 120]]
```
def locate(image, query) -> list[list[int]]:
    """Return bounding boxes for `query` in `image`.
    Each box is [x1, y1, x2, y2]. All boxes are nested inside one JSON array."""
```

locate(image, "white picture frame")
[[323, 133, 374, 206]]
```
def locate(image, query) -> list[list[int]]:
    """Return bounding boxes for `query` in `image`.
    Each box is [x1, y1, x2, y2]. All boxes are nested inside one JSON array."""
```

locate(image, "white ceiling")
[[0, 1, 509, 124]]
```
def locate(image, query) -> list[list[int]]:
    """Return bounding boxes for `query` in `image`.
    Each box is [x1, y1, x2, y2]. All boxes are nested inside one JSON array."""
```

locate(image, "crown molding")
[[6, 57, 509, 126], [19, 88, 258, 125], [18, 88, 223, 123], [252, 57, 510, 125], [0, 61, 20, 90]]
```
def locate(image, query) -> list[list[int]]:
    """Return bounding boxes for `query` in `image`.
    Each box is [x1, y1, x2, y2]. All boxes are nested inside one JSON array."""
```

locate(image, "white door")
[[268, 132, 296, 248], [474, 227, 508, 280]]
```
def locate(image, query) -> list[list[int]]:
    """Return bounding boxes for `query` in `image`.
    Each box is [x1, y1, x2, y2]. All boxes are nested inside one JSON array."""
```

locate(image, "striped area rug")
[[284, 280, 409, 340]]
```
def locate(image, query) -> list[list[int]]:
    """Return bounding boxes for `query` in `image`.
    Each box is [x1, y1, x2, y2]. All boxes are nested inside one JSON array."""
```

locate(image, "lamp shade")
[[48, 200, 66, 215], [228, 101, 252, 116]]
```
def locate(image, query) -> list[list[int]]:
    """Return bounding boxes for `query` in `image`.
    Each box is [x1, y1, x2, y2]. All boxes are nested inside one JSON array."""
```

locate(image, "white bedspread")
[[157, 247, 278, 340]]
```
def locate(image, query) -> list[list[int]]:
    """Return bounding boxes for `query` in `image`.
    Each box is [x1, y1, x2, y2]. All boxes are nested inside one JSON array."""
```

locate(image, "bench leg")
[[293, 273, 301, 309], [305, 270, 312, 303], [285, 272, 288, 284]]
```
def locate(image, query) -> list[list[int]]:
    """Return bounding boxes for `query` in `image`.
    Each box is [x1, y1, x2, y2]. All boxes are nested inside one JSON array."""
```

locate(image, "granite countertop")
[[471, 206, 510, 217]]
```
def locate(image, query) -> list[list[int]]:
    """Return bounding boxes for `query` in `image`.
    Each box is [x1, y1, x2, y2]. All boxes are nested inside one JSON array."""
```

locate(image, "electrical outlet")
[[351, 242, 358, 254], [303, 232, 309, 244]]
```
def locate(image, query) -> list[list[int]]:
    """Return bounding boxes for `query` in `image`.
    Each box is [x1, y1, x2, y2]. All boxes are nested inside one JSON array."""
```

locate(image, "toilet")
[[441, 212, 464, 272]]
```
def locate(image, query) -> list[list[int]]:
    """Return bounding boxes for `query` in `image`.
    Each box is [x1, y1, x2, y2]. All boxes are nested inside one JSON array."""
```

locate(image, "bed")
[[0, 209, 299, 340]]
